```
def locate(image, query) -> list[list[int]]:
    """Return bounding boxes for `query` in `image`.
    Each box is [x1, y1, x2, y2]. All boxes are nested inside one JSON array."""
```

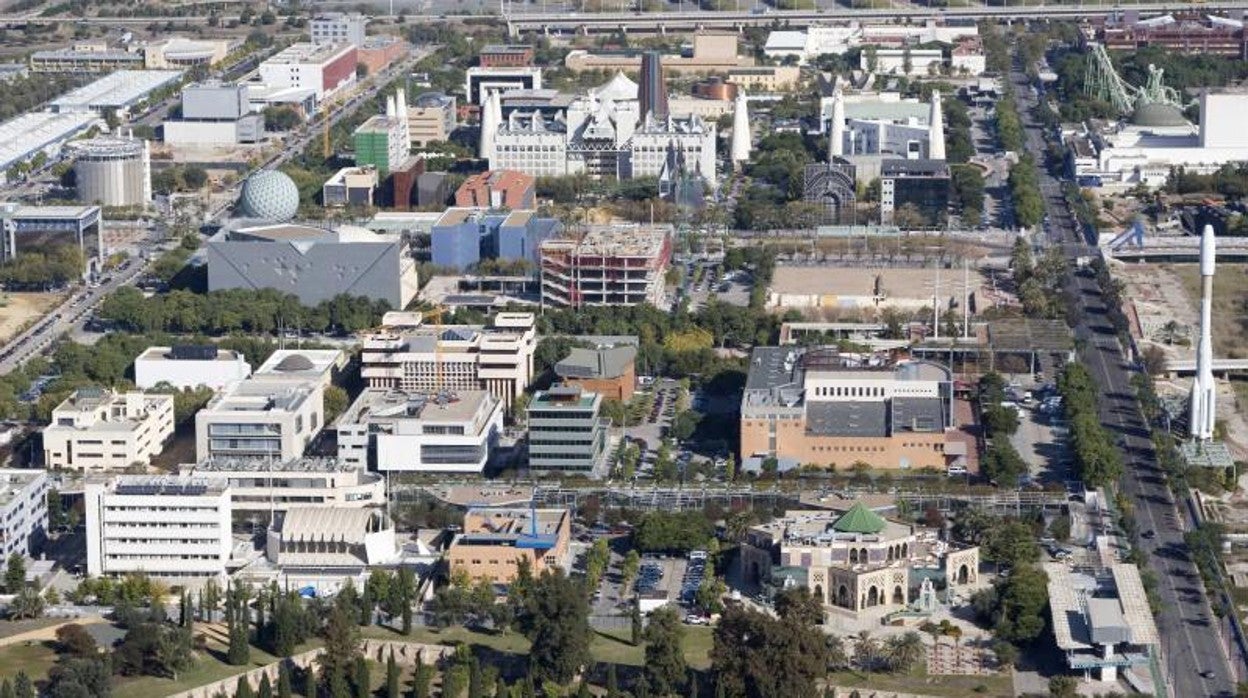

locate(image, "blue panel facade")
[[431, 222, 480, 271]]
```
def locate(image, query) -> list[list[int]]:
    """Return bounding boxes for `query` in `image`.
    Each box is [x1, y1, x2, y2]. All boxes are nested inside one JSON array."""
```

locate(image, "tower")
[[478, 89, 500, 162], [830, 87, 845, 158], [639, 51, 669, 121], [1189, 224, 1217, 440], [928, 90, 946, 161], [731, 90, 751, 164]]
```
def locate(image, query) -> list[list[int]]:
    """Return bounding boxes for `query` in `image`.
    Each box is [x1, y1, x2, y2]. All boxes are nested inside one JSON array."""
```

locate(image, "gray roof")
[[881, 158, 950, 178], [806, 401, 887, 437], [892, 397, 946, 433], [556, 345, 637, 380]]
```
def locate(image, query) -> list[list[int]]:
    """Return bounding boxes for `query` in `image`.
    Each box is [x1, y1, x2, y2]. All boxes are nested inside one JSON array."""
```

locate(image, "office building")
[[255, 350, 344, 389], [0, 204, 103, 278], [50, 70, 183, 118], [67, 136, 151, 208], [178, 458, 385, 514], [322, 166, 379, 207], [448, 507, 571, 584], [310, 13, 368, 47], [164, 82, 264, 146], [527, 386, 609, 475], [454, 170, 535, 210], [764, 22, 978, 63], [464, 66, 542, 105], [431, 207, 561, 270], [30, 43, 143, 73], [0, 469, 50, 559], [639, 51, 669, 120], [142, 38, 231, 69], [479, 44, 535, 68], [0, 112, 99, 183], [195, 377, 325, 462], [258, 43, 357, 102], [820, 88, 947, 182], [539, 224, 672, 308], [554, 344, 637, 401], [134, 345, 253, 390], [43, 388, 174, 472], [337, 388, 503, 474], [357, 35, 406, 75], [354, 89, 411, 176], [360, 312, 537, 408], [1099, 13, 1248, 58], [84, 476, 232, 578], [859, 47, 944, 76], [206, 222, 419, 309], [407, 92, 456, 146], [739, 502, 980, 620], [726, 66, 802, 92], [880, 159, 950, 228]]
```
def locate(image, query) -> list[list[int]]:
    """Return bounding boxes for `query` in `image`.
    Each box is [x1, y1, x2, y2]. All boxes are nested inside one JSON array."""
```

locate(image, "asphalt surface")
[[1010, 66, 1236, 697]]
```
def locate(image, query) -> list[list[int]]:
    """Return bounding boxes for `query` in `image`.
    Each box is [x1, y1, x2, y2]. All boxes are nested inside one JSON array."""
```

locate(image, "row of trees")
[[0, 245, 85, 289], [1010, 236, 1069, 321], [1058, 362, 1124, 488], [1007, 154, 1045, 230], [977, 373, 1028, 487]]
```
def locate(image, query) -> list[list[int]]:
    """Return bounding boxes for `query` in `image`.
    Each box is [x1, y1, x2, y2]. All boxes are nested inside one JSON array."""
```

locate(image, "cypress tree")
[[352, 656, 370, 698], [411, 662, 431, 698], [631, 606, 643, 646], [277, 663, 293, 698], [386, 650, 400, 698], [303, 664, 318, 698], [258, 675, 274, 698], [606, 664, 619, 698], [493, 676, 508, 698], [11, 673, 31, 698], [236, 676, 255, 698], [467, 657, 483, 698]]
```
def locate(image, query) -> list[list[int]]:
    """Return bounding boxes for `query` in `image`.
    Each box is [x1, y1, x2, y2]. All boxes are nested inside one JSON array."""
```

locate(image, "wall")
[[739, 417, 947, 470]]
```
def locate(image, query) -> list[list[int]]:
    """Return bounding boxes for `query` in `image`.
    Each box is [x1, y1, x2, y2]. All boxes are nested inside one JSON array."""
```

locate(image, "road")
[[1010, 64, 1236, 698]]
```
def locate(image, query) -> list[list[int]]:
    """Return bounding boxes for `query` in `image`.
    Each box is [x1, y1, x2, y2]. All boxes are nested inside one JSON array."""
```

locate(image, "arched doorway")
[[867, 586, 880, 607], [957, 564, 969, 585], [887, 546, 894, 562], [849, 549, 859, 564], [814, 585, 824, 602], [892, 585, 904, 605], [901, 543, 909, 558], [837, 585, 849, 608]]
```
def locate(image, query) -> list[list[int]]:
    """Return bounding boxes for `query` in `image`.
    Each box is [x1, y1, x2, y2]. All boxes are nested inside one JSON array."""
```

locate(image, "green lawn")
[[119, 639, 323, 698], [0, 641, 58, 683], [826, 666, 1013, 698], [0, 619, 67, 641]]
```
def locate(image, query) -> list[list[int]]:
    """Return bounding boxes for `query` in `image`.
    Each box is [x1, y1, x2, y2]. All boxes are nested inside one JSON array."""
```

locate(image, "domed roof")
[[1131, 101, 1189, 128], [239, 170, 299, 222], [273, 353, 314, 372]]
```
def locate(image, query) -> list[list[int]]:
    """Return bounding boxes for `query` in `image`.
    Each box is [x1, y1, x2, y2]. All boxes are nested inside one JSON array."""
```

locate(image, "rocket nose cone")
[[1201, 224, 1217, 277]]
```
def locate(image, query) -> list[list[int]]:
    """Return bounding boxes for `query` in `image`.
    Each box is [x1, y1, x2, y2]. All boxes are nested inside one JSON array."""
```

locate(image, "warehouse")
[[51, 70, 183, 117]]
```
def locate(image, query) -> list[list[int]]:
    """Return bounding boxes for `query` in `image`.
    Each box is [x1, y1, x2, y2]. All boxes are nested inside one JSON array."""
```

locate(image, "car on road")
[[1142, 530, 1156, 539], [1200, 671, 1216, 680]]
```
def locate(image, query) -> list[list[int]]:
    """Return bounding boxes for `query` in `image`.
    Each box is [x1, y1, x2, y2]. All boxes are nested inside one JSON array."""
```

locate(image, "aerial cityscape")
[[0, 2, 1245, 697]]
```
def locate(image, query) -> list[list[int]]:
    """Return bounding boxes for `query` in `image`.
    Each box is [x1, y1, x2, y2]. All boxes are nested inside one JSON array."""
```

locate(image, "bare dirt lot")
[[0, 292, 62, 344]]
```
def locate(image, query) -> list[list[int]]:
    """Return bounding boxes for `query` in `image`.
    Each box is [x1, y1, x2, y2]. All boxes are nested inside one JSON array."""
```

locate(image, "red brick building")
[[479, 44, 535, 68]]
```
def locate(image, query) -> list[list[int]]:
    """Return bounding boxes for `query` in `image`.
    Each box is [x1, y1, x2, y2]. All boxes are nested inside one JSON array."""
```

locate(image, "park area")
[[0, 293, 61, 344]]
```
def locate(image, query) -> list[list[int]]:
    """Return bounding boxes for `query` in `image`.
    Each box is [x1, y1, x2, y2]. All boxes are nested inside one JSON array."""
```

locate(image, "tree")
[[259, 675, 274, 698], [983, 519, 1041, 569], [9, 585, 44, 620], [55, 623, 98, 658], [992, 640, 1019, 670], [1048, 675, 1078, 698], [621, 550, 641, 594], [324, 386, 350, 424], [516, 570, 591, 684], [774, 587, 823, 626], [606, 664, 620, 698], [303, 665, 317, 698], [226, 582, 251, 665], [386, 650, 400, 698], [4, 553, 25, 592], [711, 606, 829, 698], [982, 441, 1028, 488], [278, 663, 293, 698], [644, 607, 687, 696], [236, 676, 255, 698], [411, 661, 432, 698], [882, 632, 925, 673], [47, 657, 111, 698], [352, 656, 370, 698], [631, 604, 643, 646], [319, 605, 361, 694], [992, 564, 1050, 643], [11, 674, 31, 698]]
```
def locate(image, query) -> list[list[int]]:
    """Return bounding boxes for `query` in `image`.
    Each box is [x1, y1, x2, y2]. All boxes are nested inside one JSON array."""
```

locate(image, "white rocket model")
[[928, 90, 946, 161], [830, 87, 845, 158], [1189, 223, 1218, 441], [730, 90, 751, 164]]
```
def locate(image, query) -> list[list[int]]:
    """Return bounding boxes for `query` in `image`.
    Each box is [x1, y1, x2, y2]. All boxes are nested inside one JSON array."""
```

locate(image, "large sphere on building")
[[239, 170, 299, 222]]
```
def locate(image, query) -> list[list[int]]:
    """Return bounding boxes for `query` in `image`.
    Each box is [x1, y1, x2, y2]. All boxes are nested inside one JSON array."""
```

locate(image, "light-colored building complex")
[[564, 33, 750, 74], [407, 92, 456, 146], [0, 112, 99, 182], [255, 350, 344, 390], [740, 348, 958, 472], [195, 377, 325, 463], [265, 507, 399, 576], [554, 344, 637, 401], [527, 386, 609, 475], [85, 476, 232, 578], [337, 388, 503, 474], [178, 458, 385, 514], [43, 388, 174, 472], [0, 469, 50, 559], [740, 503, 980, 619], [142, 38, 231, 69], [464, 66, 542, 104], [164, 82, 264, 146], [448, 507, 571, 583], [431, 207, 561, 270], [726, 66, 802, 92], [1046, 562, 1160, 682], [767, 265, 971, 313], [860, 48, 944, 77], [322, 166, 379, 208], [539, 224, 672, 308], [50, 70, 183, 117], [310, 13, 368, 47], [258, 43, 357, 102], [764, 21, 978, 63], [360, 312, 537, 409], [31, 38, 229, 72], [354, 91, 410, 176], [134, 345, 253, 390]]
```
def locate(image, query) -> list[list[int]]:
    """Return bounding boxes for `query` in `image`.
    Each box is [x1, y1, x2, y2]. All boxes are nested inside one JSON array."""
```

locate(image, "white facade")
[[0, 470, 49, 559], [861, 48, 944, 76], [43, 389, 175, 472], [1200, 91, 1248, 149], [134, 346, 253, 390], [310, 13, 367, 47], [258, 43, 356, 102], [255, 349, 344, 389], [178, 458, 385, 512], [85, 476, 232, 578], [337, 389, 503, 474], [465, 66, 543, 104], [764, 22, 978, 63], [162, 120, 253, 146], [194, 378, 325, 462]]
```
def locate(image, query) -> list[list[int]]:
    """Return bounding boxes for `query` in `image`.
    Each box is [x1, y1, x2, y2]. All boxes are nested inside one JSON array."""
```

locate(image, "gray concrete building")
[[526, 385, 609, 476]]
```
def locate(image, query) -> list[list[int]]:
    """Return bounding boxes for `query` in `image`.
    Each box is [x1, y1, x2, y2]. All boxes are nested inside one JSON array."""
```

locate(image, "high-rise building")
[[539, 224, 673, 308], [639, 51, 669, 120], [527, 385, 609, 475]]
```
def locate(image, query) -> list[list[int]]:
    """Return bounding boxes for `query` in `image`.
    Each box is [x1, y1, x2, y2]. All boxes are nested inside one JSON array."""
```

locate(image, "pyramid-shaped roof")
[[830, 502, 887, 534]]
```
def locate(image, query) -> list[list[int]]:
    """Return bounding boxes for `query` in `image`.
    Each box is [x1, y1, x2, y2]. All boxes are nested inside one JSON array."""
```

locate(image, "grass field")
[[826, 666, 1013, 697], [0, 292, 62, 344], [0, 641, 58, 684]]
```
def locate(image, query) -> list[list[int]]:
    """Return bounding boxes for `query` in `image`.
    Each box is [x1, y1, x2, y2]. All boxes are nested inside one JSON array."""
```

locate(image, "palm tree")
[[883, 632, 925, 674], [853, 631, 880, 672]]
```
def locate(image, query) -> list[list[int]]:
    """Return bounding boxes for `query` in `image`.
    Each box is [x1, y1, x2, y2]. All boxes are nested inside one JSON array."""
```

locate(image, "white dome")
[[239, 170, 299, 222]]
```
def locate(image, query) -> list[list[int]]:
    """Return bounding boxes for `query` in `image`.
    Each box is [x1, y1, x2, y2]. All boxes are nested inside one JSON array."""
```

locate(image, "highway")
[[1010, 64, 1237, 697]]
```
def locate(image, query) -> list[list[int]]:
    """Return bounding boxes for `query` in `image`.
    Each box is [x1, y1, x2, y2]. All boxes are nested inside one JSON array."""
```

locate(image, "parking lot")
[[1005, 383, 1073, 486]]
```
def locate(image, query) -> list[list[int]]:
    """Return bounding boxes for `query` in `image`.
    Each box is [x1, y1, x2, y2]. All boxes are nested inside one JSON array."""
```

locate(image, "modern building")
[[141, 38, 232, 69], [43, 388, 175, 472], [322, 166, 379, 208], [726, 66, 802, 92], [134, 345, 253, 390], [50, 70, 183, 117], [539, 224, 673, 308], [740, 348, 958, 471], [354, 90, 411, 176], [164, 82, 264, 146], [30, 43, 143, 73], [0, 469, 50, 559], [265, 507, 400, 582], [821, 88, 947, 182], [431, 207, 561, 270], [554, 344, 637, 401], [205, 222, 419, 309], [564, 32, 750, 74], [740, 503, 980, 619], [639, 51, 669, 120], [337, 388, 503, 474], [0, 112, 99, 182], [454, 170, 536, 210], [360, 312, 537, 408], [258, 43, 357, 102], [84, 476, 232, 578], [178, 457, 385, 514], [194, 377, 325, 463], [447, 507, 571, 584], [880, 159, 950, 227], [479, 44, 535, 68], [859, 47, 944, 77], [0, 204, 103, 277], [527, 386, 610, 475], [1046, 562, 1161, 682], [763, 21, 978, 63], [1099, 13, 1248, 58], [407, 92, 456, 146], [464, 66, 542, 104], [255, 350, 344, 389], [310, 13, 368, 47], [67, 136, 151, 208]]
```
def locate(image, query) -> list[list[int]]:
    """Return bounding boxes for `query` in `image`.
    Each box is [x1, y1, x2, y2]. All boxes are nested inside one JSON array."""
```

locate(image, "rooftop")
[[137, 345, 244, 363], [185, 456, 361, 473], [265, 42, 353, 65], [0, 470, 45, 508], [104, 475, 226, 497], [1046, 562, 1160, 650], [273, 507, 391, 543], [0, 111, 99, 170], [340, 388, 495, 425], [771, 265, 968, 298], [555, 345, 636, 380], [752, 506, 914, 545], [455, 507, 568, 548], [51, 70, 183, 110], [532, 386, 600, 410], [205, 380, 315, 414], [881, 158, 951, 178], [540, 224, 671, 259], [255, 349, 344, 379]]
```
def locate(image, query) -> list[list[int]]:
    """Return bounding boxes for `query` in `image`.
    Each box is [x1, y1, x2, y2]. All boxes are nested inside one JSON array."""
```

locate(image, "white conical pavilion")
[[830, 87, 845, 158], [928, 90, 946, 161], [479, 90, 500, 161], [731, 90, 751, 164]]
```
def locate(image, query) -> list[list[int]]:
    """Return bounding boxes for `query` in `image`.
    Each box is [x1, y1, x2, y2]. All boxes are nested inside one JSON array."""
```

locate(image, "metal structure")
[[1083, 43, 1183, 117]]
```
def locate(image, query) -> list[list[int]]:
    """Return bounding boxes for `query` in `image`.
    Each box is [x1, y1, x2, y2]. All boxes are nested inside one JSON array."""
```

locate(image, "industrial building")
[[205, 222, 419, 309], [0, 112, 99, 181], [739, 503, 980, 620], [554, 343, 638, 401], [67, 136, 151, 208], [310, 13, 368, 47], [447, 507, 571, 584], [360, 312, 537, 409], [0, 204, 102, 276], [194, 373, 325, 463], [163, 82, 264, 146], [0, 469, 49, 559], [431, 207, 561, 270], [85, 476, 232, 578], [527, 386, 610, 476], [454, 170, 535, 210], [133, 345, 253, 390], [30, 38, 229, 72], [538, 224, 673, 308], [258, 43, 357, 102], [1046, 563, 1161, 682], [564, 32, 751, 74], [464, 65, 542, 104], [740, 348, 959, 471], [322, 166, 379, 207], [50, 70, 183, 117], [42, 388, 175, 472], [407, 92, 457, 146], [880, 159, 950, 228], [336, 388, 504, 474], [178, 457, 386, 514]]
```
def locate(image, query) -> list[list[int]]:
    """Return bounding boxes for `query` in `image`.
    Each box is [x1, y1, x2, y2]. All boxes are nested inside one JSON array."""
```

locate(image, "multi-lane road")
[[1011, 65, 1237, 698]]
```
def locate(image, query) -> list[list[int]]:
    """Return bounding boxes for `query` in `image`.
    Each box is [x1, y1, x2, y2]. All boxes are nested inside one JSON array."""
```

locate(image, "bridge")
[[1108, 236, 1248, 263], [1163, 358, 1248, 377]]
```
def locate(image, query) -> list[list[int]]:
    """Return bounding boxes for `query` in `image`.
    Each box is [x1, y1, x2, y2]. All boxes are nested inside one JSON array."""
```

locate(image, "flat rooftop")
[[457, 507, 567, 543], [540, 224, 671, 259], [52, 70, 183, 110], [137, 346, 244, 363], [106, 476, 226, 497], [0, 470, 44, 508], [340, 388, 493, 425], [1045, 562, 1160, 651], [0, 203, 98, 221], [255, 349, 344, 378], [771, 265, 974, 298], [206, 381, 313, 413], [265, 42, 351, 65], [183, 456, 361, 473], [0, 112, 99, 170]]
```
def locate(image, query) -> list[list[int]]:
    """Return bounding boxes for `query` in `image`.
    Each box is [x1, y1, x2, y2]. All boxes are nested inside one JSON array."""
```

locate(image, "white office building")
[[178, 458, 385, 514], [337, 388, 503, 474], [134, 345, 253, 390], [84, 476, 232, 578], [0, 469, 50, 559], [310, 13, 368, 47], [257, 43, 357, 102], [43, 388, 175, 472], [194, 378, 325, 463]]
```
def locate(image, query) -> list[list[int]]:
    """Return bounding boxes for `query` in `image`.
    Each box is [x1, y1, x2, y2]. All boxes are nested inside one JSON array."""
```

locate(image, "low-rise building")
[[1046, 562, 1160, 682], [195, 378, 325, 463], [322, 166, 379, 208], [134, 345, 253, 390], [479, 44, 535, 68], [407, 92, 457, 147], [448, 507, 571, 583], [85, 476, 232, 578], [563, 32, 751, 75], [880, 159, 950, 228], [357, 35, 407, 76], [164, 82, 264, 146], [354, 110, 410, 176], [258, 43, 357, 102], [178, 458, 385, 514], [310, 13, 368, 47], [43, 388, 174, 472], [554, 344, 637, 401], [454, 170, 536, 210], [0, 469, 50, 559], [431, 207, 561, 270], [265, 507, 400, 586], [860, 47, 945, 77], [726, 66, 801, 92], [527, 386, 609, 476], [539, 224, 673, 308], [337, 388, 503, 474], [465, 66, 542, 105]]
